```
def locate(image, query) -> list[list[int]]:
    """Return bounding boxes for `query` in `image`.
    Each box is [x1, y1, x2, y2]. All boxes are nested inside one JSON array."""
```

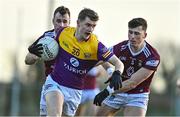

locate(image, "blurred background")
[[0, 0, 180, 116]]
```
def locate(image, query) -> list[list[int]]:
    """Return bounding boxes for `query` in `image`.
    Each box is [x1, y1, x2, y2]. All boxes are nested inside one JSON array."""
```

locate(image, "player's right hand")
[[28, 39, 43, 57], [93, 89, 109, 106], [104, 70, 122, 90]]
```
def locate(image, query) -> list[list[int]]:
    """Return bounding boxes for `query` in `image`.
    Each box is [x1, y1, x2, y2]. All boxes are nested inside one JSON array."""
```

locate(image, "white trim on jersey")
[[143, 46, 151, 58], [128, 41, 146, 56]]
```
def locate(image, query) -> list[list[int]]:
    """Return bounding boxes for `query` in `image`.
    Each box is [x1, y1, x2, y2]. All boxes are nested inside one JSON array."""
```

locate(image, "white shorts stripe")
[[103, 92, 149, 110]]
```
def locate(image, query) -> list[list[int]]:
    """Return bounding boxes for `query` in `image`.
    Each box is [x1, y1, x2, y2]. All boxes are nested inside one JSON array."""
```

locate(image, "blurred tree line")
[[0, 40, 180, 116], [0, 60, 45, 116]]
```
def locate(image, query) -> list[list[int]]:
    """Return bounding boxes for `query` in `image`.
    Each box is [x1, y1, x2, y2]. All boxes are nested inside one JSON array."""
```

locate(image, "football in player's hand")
[[38, 36, 59, 61]]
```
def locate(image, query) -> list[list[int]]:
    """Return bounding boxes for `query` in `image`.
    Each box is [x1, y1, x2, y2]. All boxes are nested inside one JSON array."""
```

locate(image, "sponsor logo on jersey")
[[146, 60, 159, 67], [121, 45, 127, 51], [126, 66, 134, 77], [70, 57, 79, 67], [139, 89, 144, 92], [130, 57, 136, 65], [64, 62, 87, 75], [138, 60, 143, 67], [44, 84, 53, 91], [119, 56, 126, 61]]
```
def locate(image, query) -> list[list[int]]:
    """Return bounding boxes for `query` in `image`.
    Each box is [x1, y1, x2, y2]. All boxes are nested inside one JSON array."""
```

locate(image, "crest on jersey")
[[121, 45, 127, 51], [126, 66, 134, 77], [70, 57, 79, 67], [84, 53, 91, 58], [138, 60, 143, 67]]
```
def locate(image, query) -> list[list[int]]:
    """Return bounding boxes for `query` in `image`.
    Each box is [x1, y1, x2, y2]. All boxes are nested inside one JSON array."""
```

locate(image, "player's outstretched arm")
[[106, 55, 124, 90], [114, 67, 154, 93], [108, 55, 124, 73]]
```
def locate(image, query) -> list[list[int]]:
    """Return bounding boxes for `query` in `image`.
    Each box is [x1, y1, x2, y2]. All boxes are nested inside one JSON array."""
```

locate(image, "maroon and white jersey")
[[83, 75, 96, 89], [38, 29, 56, 76], [111, 40, 160, 94]]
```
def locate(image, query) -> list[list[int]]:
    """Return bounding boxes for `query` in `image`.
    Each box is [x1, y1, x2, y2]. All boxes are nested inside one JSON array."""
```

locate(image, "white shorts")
[[80, 88, 100, 104], [40, 75, 82, 116], [103, 92, 149, 110]]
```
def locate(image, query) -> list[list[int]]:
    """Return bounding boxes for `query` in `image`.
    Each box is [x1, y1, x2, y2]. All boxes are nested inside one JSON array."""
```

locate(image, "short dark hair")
[[53, 6, 70, 18], [128, 18, 147, 31], [78, 8, 99, 21]]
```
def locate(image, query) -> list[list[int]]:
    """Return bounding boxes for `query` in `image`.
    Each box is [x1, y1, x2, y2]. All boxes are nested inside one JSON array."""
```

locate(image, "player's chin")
[[130, 42, 137, 47], [55, 27, 62, 33]]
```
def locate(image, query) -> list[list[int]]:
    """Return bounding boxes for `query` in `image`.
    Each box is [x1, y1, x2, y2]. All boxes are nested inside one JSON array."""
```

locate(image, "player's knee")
[[45, 91, 64, 116], [47, 104, 62, 116]]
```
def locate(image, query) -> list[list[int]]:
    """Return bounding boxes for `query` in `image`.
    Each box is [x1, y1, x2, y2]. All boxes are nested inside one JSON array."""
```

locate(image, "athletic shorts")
[[80, 88, 100, 104], [103, 92, 149, 110], [40, 75, 82, 116]]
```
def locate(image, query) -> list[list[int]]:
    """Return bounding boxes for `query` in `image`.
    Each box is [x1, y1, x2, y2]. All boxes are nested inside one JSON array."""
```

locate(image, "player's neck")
[[74, 31, 87, 42], [130, 42, 145, 53]]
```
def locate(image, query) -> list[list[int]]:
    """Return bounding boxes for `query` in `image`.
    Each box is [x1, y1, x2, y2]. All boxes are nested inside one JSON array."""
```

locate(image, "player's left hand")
[[104, 70, 122, 90], [93, 89, 109, 106], [28, 39, 43, 57]]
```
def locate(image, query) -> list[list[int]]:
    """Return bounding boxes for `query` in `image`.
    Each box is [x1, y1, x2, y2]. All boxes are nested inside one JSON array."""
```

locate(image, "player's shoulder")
[[37, 29, 55, 40], [144, 41, 160, 60], [63, 26, 75, 33], [42, 29, 55, 38], [56, 27, 73, 40], [44, 29, 55, 33], [114, 40, 129, 50], [90, 33, 98, 44], [58, 27, 75, 37]]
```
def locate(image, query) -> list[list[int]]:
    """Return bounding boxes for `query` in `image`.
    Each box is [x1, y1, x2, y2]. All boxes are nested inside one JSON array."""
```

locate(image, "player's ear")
[[144, 32, 147, 38], [77, 20, 80, 27], [52, 18, 55, 24], [69, 19, 71, 25]]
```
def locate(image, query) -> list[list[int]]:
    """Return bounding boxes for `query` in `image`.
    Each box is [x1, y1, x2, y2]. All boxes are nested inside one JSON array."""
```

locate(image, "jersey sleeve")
[[144, 56, 160, 71], [36, 33, 45, 41], [97, 42, 114, 61], [36, 29, 55, 41], [111, 42, 123, 57]]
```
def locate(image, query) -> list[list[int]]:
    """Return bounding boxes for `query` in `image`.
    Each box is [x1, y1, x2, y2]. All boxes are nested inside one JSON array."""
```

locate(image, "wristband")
[[106, 85, 114, 94], [107, 67, 114, 76]]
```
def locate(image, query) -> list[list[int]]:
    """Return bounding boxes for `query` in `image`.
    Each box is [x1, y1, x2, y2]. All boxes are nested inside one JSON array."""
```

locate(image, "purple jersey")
[[51, 27, 113, 90], [112, 40, 160, 94]]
